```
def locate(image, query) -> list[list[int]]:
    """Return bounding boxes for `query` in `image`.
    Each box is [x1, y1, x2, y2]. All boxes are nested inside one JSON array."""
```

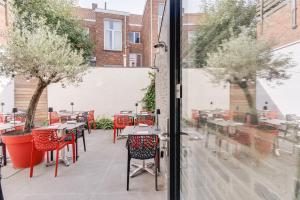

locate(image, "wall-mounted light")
[[154, 41, 168, 53], [151, 66, 160, 72]]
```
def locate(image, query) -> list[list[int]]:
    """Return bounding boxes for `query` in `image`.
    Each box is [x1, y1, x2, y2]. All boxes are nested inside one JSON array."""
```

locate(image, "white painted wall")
[[48, 67, 151, 118], [257, 42, 300, 117], [0, 77, 14, 113], [182, 69, 230, 119]]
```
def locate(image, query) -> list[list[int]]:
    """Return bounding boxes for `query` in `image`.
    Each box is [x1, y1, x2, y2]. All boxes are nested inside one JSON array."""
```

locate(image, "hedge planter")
[[2, 134, 44, 168]]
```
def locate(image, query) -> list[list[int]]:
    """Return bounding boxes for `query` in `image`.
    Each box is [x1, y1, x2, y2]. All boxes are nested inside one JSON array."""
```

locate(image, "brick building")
[[76, 0, 165, 67]]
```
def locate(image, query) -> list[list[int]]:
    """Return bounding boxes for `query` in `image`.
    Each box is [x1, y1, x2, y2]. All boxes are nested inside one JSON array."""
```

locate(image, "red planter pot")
[[2, 134, 44, 168]]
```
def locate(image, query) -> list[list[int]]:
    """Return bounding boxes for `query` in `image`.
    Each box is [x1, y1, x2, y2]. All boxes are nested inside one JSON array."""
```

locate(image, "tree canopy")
[[193, 0, 256, 67], [13, 0, 93, 61], [206, 30, 294, 86], [0, 17, 87, 132]]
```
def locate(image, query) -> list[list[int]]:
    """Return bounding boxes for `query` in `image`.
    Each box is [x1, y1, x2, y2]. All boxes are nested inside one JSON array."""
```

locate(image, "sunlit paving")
[[1, 0, 300, 199]]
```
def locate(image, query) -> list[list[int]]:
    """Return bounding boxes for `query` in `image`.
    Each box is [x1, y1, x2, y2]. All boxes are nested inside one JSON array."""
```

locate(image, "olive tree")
[[193, 0, 256, 68], [206, 30, 294, 123], [0, 18, 87, 132]]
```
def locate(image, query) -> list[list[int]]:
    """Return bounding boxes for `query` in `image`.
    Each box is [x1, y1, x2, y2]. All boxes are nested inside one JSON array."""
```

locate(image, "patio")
[[2, 130, 167, 200]]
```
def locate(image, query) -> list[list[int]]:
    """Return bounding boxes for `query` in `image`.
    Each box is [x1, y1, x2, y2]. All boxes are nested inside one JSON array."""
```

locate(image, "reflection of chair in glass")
[[192, 109, 200, 126], [127, 135, 159, 191]]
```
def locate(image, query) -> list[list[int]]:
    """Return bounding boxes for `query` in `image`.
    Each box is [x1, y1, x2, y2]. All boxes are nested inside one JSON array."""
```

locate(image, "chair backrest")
[[49, 112, 60, 125], [88, 110, 95, 121], [191, 109, 199, 121], [136, 115, 154, 126], [32, 129, 59, 151], [0, 113, 4, 123], [127, 135, 158, 160], [114, 115, 130, 128], [15, 115, 26, 122]]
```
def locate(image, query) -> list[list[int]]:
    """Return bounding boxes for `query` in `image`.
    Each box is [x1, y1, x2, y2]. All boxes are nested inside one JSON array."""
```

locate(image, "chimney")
[[92, 3, 98, 10], [104, 2, 107, 10]]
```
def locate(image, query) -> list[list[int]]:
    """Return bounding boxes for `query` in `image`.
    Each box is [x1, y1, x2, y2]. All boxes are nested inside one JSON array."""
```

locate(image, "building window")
[[129, 32, 141, 43], [158, 3, 165, 33], [104, 19, 122, 51], [129, 54, 142, 67]]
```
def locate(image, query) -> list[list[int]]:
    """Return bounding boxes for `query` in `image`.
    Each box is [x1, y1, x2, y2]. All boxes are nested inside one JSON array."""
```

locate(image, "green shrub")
[[96, 118, 114, 130]]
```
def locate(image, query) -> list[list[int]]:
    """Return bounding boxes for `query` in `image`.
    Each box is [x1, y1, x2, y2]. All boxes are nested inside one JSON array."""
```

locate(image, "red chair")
[[113, 115, 131, 143], [29, 129, 76, 177], [49, 112, 61, 125], [0, 113, 5, 123], [87, 110, 96, 133], [135, 114, 155, 126]]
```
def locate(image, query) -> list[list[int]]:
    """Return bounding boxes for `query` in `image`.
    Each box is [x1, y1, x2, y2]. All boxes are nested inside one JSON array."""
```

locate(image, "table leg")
[[1, 143, 6, 166]]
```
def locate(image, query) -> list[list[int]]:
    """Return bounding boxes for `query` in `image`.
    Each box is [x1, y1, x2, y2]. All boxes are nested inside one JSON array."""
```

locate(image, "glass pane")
[[113, 21, 122, 31], [180, 0, 300, 200], [129, 32, 135, 43], [135, 32, 140, 43], [104, 30, 112, 50], [104, 20, 110, 30], [114, 31, 122, 50]]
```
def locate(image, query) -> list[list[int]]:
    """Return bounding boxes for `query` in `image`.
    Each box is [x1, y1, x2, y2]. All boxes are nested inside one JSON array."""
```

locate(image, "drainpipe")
[[124, 15, 127, 67], [150, 0, 153, 67]]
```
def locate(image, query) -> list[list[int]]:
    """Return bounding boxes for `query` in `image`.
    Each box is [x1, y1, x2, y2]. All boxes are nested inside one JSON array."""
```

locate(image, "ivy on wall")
[[141, 72, 156, 112]]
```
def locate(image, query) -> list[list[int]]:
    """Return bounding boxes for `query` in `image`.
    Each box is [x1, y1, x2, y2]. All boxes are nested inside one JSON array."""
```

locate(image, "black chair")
[[66, 126, 86, 161], [127, 135, 159, 191]]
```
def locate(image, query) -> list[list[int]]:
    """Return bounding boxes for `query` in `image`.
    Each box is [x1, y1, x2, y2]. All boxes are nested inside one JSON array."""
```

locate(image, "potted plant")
[[0, 13, 88, 168]]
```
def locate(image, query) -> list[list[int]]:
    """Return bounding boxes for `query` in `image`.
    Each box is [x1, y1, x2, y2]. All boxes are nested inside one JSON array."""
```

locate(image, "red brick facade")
[[257, 0, 300, 48], [76, 0, 166, 67]]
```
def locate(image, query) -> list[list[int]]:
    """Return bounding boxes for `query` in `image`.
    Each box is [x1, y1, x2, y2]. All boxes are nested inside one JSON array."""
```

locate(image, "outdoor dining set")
[[191, 109, 300, 159], [113, 110, 162, 191], [0, 109, 96, 177]]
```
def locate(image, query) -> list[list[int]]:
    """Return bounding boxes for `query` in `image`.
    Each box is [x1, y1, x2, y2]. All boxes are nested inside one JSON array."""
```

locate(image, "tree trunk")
[[239, 83, 258, 125], [24, 80, 47, 133]]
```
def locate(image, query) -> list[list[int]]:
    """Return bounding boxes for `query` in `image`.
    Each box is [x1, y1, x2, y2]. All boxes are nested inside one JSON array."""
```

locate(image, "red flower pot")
[[2, 133, 44, 168]]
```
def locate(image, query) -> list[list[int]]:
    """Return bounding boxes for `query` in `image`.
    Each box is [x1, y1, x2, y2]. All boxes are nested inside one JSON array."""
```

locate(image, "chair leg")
[[155, 156, 158, 191], [72, 143, 76, 163], [2, 143, 7, 166], [93, 120, 96, 129], [88, 122, 91, 134], [29, 143, 35, 178], [113, 128, 116, 143], [82, 130, 87, 152], [46, 151, 49, 163], [127, 157, 130, 191], [55, 149, 59, 177], [75, 137, 79, 161]]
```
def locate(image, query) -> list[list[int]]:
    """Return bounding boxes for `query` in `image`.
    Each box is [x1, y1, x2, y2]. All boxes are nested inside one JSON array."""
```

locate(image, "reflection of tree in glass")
[[193, 0, 294, 124], [206, 30, 294, 123]]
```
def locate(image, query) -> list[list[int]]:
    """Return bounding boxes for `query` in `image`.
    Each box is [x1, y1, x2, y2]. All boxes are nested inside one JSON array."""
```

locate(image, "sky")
[[78, 0, 147, 15]]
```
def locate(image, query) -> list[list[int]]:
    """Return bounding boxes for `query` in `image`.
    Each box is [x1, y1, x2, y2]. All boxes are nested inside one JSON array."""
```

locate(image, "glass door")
[[180, 0, 300, 199]]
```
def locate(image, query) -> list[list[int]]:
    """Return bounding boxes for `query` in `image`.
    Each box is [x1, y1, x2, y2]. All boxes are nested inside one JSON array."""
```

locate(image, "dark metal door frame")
[[169, 0, 181, 199]]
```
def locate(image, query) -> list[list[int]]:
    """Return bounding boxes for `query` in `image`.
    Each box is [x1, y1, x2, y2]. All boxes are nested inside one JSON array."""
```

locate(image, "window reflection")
[[180, 0, 300, 199]]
